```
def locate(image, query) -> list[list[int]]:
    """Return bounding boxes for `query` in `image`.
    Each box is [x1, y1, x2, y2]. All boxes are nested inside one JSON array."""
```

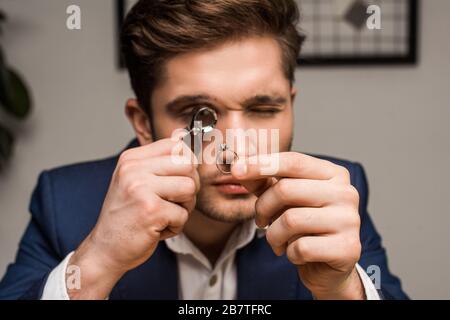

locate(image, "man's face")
[[148, 36, 295, 222]]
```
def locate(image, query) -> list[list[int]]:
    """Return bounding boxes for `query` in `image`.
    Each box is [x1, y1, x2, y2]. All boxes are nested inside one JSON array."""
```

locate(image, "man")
[[0, 0, 407, 300]]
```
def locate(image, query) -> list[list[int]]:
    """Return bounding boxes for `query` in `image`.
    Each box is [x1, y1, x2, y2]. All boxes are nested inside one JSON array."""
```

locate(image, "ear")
[[290, 87, 297, 104], [125, 99, 153, 146]]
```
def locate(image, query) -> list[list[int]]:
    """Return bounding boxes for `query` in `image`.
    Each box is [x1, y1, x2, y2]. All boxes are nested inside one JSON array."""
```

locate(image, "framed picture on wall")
[[296, 0, 419, 65], [116, 0, 419, 68]]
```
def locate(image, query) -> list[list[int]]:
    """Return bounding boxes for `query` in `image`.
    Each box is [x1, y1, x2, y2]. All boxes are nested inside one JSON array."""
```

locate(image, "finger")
[[117, 156, 201, 193], [286, 236, 341, 266], [238, 177, 277, 197], [255, 179, 341, 227], [232, 152, 345, 181], [119, 136, 197, 163], [128, 185, 190, 235], [114, 160, 201, 201], [152, 156, 201, 193], [151, 176, 198, 212], [157, 199, 190, 238], [266, 207, 338, 256], [123, 155, 197, 175]]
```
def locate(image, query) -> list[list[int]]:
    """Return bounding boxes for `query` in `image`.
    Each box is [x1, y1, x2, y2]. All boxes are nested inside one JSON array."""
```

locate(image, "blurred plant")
[[0, 10, 32, 169]]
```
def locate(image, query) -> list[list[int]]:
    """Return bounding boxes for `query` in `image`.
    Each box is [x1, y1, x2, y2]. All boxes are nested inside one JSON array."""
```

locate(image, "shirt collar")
[[165, 219, 266, 268]]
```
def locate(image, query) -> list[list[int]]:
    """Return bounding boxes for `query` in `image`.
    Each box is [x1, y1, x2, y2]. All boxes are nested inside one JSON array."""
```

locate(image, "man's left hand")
[[231, 152, 365, 300]]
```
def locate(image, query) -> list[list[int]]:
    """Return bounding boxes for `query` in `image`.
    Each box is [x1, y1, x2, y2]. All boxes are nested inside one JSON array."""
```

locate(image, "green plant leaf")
[[0, 48, 6, 79], [0, 10, 5, 35], [0, 124, 13, 161], [0, 67, 32, 119]]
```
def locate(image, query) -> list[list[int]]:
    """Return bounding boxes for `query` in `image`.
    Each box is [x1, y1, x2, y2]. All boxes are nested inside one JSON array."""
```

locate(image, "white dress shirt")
[[42, 220, 380, 300]]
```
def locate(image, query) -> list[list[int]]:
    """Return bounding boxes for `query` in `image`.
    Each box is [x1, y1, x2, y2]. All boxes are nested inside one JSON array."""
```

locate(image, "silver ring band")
[[216, 144, 239, 174]]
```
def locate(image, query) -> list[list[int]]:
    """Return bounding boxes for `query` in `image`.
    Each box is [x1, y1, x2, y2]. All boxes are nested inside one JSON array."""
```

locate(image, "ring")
[[216, 143, 239, 174]]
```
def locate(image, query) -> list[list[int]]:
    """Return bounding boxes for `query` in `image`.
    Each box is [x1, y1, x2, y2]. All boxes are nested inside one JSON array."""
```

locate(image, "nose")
[[217, 110, 258, 158]]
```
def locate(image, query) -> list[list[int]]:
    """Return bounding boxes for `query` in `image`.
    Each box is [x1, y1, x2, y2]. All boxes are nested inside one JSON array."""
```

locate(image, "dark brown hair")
[[121, 0, 305, 114]]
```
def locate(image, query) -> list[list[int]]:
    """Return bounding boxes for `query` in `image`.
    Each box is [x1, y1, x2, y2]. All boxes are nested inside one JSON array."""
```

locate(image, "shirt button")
[[209, 274, 218, 287]]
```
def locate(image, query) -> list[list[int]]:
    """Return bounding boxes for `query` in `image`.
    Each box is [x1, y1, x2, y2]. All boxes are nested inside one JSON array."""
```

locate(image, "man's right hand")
[[67, 137, 200, 299]]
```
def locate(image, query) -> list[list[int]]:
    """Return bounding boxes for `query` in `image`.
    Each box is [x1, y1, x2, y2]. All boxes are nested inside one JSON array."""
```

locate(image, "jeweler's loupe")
[[185, 106, 217, 136], [182, 106, 238, 175]]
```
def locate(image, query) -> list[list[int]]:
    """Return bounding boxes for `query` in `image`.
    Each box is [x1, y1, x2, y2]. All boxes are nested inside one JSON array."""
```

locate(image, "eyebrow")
[[164, 93, 288, 113], [241, 94, 287, 108], [165, 94, 216, 113]]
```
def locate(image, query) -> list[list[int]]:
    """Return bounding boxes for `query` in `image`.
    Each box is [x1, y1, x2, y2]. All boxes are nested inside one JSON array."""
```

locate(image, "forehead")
[[151, 36, 290, 108]]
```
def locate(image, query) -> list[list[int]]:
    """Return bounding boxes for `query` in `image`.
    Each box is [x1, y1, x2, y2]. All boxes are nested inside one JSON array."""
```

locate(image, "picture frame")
[[296, 0, 419, 66]]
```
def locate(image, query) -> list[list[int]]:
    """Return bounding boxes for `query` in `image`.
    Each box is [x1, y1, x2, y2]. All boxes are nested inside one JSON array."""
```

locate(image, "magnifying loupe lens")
[[192, 107, 217, 133], [183, 106, 218, 156]]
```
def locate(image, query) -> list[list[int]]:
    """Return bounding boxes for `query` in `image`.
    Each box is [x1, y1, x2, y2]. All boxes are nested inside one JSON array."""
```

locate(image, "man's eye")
[[178, 107, 198, 119], [178, 105, 213, 119], [179, 110, 195, 118]]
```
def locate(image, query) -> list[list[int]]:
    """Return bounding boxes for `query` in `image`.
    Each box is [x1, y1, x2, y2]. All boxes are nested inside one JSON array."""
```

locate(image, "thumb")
[[231, 159, 277, 196]]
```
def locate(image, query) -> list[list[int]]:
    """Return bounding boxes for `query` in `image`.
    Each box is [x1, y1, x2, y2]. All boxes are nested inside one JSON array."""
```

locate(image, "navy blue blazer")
[[0, 140, 408, 300]]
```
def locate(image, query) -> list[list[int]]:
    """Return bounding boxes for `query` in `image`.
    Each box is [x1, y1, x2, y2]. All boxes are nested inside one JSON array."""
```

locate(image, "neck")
[[183, 210, 239, 266]]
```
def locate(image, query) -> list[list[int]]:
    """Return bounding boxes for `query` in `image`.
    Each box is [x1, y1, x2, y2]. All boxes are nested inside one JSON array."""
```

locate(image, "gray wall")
[[1, 0, 449, 299]]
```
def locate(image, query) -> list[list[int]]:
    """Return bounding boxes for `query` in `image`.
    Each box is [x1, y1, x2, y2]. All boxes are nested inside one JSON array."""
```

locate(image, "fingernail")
[[255, 218, 265, 229], [274, 247, 283, 257], [233, 161, 247, 177]]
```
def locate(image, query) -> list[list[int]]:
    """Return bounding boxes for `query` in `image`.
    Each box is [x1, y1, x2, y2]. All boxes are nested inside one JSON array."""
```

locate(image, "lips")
[[212, 179, 249, 195]]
